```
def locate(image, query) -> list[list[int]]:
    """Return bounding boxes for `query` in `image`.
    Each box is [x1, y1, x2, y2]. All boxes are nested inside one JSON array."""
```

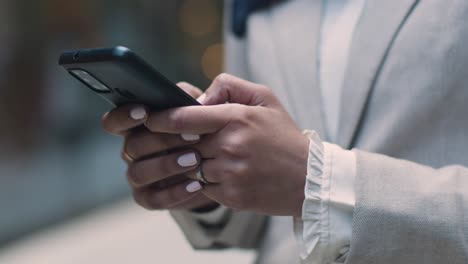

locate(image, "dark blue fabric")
[[232, 0, 282, 38]]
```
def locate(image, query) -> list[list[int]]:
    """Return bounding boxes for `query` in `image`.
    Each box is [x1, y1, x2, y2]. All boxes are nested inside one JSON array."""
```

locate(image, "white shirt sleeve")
[[294, 131, 356, 263]]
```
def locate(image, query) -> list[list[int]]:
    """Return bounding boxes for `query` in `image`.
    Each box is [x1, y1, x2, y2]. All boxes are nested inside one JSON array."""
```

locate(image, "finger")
[[200, 184, 233, 208], [196, 159, 228, 184], [133, 180, 203, 210], [177, 82, 203, 99], [200, 73, 278, 107], [170, 193, 216, 210], [145, 104, 238, 134], [124, 128, 200, 161], [127, 150, 201, 188], [191, 133, 220, 159], [146, 174, 188, 190], [102, 104, 148, 136]]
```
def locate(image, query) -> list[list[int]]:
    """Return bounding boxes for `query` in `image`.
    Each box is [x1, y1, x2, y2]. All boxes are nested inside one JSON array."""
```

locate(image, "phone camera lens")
[[70, 69, 111, 93]]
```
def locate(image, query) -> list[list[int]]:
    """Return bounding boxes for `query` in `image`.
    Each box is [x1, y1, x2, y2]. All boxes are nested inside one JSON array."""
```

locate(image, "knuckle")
[[256, 84, 272, 95], [133, 191, 156, 210], [214, 73, 233, 88], [238, 106, 255, 122], [230, 105, 255, 124], [126, 164, 144, 187], [167, 110, 186, 132], [123, 136, 139, 161], [146, 194, 164, 210], [132, 192, 145, 207], [233, 162, 249, 178], [220, 142, 239, 157], [256, 84, 279, 105], [124, 130, 167, 161], [145, 196, 163, 210], [220, 135, 246, 158], [121, 149, 131, 163]]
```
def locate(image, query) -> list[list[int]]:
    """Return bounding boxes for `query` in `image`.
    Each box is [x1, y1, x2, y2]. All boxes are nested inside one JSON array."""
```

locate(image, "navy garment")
[[232, 0, 283, 38]]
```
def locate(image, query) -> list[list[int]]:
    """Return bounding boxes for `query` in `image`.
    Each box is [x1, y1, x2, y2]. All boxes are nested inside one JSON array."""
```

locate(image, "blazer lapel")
[[268, 0, 326, 136], [337, 0, 420, 148]]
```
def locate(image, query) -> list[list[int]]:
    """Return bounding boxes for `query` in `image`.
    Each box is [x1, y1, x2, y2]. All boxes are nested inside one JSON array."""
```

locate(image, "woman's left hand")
[[144, 74, 310, 217]]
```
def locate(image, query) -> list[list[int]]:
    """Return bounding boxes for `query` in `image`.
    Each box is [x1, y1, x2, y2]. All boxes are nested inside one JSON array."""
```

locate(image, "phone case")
[[59, 46, 200, 111]]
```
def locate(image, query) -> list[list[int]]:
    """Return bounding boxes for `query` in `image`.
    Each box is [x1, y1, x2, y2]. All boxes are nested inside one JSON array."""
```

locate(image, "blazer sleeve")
[[346, 150, 468, 264]]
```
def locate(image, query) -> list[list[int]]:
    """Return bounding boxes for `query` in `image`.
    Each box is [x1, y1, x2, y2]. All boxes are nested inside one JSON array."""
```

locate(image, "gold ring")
[[196, 165, 209, 184], [122, 150, 136, 163]]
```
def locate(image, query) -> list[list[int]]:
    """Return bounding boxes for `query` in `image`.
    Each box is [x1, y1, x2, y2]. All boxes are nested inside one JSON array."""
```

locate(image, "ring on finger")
[[196, 163, 210, 184], [122, 151, 135, 163], [122, 149, 136, 163]]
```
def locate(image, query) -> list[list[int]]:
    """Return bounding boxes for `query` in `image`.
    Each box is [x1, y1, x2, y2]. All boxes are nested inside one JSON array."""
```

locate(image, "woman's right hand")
[[102, 82, 217, 211]]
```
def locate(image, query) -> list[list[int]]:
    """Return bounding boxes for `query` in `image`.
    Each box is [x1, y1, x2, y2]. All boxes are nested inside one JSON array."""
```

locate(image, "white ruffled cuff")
[[294, 130, 328, 260], [294, 131, 356, 263]]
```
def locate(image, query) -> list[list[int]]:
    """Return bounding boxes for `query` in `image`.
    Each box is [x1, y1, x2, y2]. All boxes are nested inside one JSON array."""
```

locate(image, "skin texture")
[[103, 74, 309, 217], [103, 82, 216, 211]]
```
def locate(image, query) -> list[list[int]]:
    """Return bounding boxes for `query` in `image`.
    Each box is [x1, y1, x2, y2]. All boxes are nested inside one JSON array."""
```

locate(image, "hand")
[[144, 74, 310, 217], [102, 82, 217, 211]]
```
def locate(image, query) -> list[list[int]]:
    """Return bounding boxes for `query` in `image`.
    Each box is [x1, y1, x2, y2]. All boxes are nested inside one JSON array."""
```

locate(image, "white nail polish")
[[197, 94, 207, 104], [130, 107, 147, 120], [181, 134, 200, 141], [186, 181, 202, 193], [177, 153, 197, 167]]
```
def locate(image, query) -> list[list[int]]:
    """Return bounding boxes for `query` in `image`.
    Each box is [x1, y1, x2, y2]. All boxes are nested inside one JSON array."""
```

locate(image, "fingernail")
[[186, 181, 202, 193], [197, 94, 207, 104], [177, 153, 197, 167], [130, 107, 147, 120], [181, 134, 200, 141]]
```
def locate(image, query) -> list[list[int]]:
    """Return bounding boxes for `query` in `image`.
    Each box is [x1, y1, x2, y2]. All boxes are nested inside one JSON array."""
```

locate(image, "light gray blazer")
[[172, 0, 468, 263]]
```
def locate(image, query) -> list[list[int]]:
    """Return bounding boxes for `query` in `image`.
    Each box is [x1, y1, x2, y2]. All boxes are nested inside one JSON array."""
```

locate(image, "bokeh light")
[[179, 0, 219, 37], [0, 0, 224, 253], [201, 43, 224, 80]]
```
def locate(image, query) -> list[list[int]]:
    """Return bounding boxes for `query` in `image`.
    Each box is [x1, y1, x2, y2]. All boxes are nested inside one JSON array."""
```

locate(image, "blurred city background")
[[0, 0, 253, 262]]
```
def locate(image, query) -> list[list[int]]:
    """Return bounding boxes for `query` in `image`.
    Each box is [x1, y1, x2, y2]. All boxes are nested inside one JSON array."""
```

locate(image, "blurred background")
[[0, 0, 254, 263]]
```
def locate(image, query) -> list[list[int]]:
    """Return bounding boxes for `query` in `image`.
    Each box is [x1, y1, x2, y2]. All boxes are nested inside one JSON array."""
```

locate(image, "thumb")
[[199, 73, 277, 107]]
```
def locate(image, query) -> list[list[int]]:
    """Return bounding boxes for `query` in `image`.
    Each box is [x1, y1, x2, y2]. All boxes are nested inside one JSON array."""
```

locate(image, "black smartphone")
[[58, 46, 200, 111]]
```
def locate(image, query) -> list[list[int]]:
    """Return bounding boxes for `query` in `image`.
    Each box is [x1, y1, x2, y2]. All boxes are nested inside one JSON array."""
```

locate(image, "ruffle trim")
[[294, 130, 329, 260]]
